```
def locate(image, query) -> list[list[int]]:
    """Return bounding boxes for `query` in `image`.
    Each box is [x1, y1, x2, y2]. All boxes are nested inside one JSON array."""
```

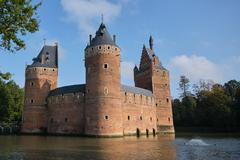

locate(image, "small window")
[[150, 117, 152, 121], [163, 71, 166, 77], [155, 103, 158, 107], [103, 63, 108, 69], [105, 115, 108, 120], [115, 48, 117, 51], [104, 87, 108, 95], [128, 116, 130, 120], [30, 82, 34, 86], [168, 117, 171, 122], [125, 92, 127, 96], [108, 46, 110, 49], [44, 68, 46, 71], [92, 47, 93, 51], [65, 118, 68, 122], [99, 46, 101, 49], [157, 118, 159, 122], [30, 99, 34, 103], [46, 52, 49, 55], [53, 69, 55, 71], [140, 116, 142, 120], [166, 98, 169, 103]]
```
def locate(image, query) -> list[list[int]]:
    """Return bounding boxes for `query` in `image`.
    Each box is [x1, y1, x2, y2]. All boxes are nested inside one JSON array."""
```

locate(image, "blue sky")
[[0, 0, 240, 98]]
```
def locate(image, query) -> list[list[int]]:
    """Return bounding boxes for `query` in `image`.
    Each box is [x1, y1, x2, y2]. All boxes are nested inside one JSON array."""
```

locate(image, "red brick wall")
[[21, 67, 58, 133], [152, 68, 174, 133], [84, 45, 123, 136], [121, 91, 157, 135], [47, 92, 84, 135]]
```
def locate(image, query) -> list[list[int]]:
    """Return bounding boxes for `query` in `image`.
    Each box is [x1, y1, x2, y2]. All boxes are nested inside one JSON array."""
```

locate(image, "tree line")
[[173, 76, 240, 131], [0, 72, 23, 128]]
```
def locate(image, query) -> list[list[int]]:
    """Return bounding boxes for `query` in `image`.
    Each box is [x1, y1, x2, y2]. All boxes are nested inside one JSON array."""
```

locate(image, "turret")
[[134, 36, 174, 134], [84, 23, 123, 136], [21, 44, 58, 133]]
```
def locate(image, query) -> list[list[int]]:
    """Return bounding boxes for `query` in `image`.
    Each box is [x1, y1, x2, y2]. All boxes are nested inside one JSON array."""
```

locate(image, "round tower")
[[21, 45, 58, 133], [84, 23, 123, 136]]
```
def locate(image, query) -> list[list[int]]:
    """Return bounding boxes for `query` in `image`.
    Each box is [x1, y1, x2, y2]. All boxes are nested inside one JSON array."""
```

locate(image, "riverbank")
[[175, 126, 240, 137]]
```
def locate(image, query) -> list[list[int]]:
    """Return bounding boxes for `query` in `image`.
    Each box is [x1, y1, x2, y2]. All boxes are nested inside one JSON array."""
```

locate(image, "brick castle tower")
[[134, 36, 174, 133], [21, 45, 58, 133], [84, 23, 123, 136]]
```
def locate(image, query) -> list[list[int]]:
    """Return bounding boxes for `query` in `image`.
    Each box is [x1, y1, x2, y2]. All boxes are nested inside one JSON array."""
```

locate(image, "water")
[[0, 135, 239, 160]]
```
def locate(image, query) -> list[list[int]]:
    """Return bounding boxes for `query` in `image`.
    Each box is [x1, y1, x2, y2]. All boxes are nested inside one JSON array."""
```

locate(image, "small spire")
[[149, 35, 153, 50], [101, 14, 104, 23], [43, 38, 46, 45]]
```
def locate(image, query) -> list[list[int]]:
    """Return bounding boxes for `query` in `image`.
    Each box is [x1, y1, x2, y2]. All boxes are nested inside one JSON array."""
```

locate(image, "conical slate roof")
[[88, 23, 117, 47]]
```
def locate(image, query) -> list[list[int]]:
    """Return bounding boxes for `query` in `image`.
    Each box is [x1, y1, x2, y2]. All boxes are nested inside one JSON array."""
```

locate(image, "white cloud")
[[121, 61, 135, 84], [169, 55, 222, 82], [60, 0, 122, 35]]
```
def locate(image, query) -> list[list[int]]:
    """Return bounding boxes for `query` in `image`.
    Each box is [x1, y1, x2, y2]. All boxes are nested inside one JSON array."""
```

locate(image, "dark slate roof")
[[48, 84, 152, 97], [121, 85, 153, 97], [48, 84, 85, 97], [86, 23, 117, 48], [145, 47, 167, 70], [28, 45, 58, 68]]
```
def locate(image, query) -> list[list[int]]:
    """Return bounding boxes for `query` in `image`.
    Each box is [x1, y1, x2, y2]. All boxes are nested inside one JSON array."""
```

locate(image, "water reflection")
[[0, 135, 176, 160]]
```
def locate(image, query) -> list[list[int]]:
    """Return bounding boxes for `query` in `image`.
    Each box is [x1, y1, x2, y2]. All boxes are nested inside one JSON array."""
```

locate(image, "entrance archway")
[[136, 128, 140, 137], [153, 128, 156, 136]]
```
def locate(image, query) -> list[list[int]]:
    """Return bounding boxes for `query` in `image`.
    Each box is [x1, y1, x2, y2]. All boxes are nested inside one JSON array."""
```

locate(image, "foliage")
[[178, 75, 190, 98], [0, 72, 23, 125], [0, 0, 41, 52], [173, 78, 240, 131]]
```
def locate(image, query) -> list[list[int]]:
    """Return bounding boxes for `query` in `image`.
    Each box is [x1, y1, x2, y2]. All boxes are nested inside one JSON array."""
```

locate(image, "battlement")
[[85, 44, 120, 58], [25, 67, 58, 78], [47, 92, 85, 104], [121, 91, 154, 106]]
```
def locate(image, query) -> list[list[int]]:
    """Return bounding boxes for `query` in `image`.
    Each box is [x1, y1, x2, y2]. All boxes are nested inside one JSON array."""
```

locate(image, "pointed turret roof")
[[88, 23, 117, 48]]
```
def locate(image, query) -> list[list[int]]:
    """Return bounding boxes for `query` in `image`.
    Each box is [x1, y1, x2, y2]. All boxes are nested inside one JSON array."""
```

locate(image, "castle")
[[21, 23, 174, 136]]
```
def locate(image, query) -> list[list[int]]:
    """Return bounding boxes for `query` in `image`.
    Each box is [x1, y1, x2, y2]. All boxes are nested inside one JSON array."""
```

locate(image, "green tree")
[[0, 0, 41, 52], [0, 73, 23, 125], [224, 80, 240, 101], [196, 84, 232, 129], [178, 75, 190, 98]]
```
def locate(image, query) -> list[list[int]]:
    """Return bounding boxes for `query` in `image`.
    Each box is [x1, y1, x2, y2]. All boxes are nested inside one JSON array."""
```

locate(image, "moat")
[[0, 134, 239, 160]]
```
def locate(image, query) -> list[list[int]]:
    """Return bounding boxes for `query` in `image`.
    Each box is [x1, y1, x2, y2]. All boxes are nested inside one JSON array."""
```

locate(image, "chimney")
[[113, 35, 116, 43], [89, 34, 92, 45]]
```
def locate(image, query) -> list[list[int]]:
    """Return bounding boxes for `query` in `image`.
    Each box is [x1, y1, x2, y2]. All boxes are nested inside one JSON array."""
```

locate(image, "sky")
[[0, 0, 240, 98]]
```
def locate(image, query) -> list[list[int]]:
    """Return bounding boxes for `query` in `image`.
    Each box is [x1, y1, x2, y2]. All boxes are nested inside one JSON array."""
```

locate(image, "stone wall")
[[22, 67, 57, 133], [84, 44, 123, 137], [152, 68, 174, 133], [121, 91, 157, 136], [47, 92, 85, 135]]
